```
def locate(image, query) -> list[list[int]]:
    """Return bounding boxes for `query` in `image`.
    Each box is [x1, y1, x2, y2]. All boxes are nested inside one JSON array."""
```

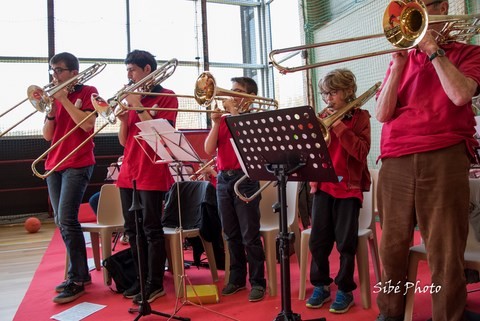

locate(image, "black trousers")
[[309, 190, 360, 293], [120, 188, 166, 288]]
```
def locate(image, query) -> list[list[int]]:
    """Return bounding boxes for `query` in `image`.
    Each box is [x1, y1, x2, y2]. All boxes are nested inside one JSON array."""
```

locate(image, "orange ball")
[[24, 217, 41, 233]]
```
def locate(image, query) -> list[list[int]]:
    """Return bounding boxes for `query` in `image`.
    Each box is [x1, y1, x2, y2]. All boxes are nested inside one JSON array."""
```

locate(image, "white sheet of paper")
[[475, 116, 480, 137], [135, 118, 200, 163], [229, 138, 249, 177], [50, 302, 106, 321]]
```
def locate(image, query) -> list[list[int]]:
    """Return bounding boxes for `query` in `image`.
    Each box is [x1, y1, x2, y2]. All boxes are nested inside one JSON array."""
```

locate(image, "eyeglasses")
[[425, 1, 443, 7], [320, 90, 338, 99], [49, 67, 70, 75]]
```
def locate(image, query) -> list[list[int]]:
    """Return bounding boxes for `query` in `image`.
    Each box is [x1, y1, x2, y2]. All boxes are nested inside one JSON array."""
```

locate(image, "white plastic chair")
[[298, 187, 381, 309], [79, 184, 125, 285], [403, 220, 480, 321]]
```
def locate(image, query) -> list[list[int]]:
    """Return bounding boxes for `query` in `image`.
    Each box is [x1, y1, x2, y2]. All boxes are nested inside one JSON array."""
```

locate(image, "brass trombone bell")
[[194, 71, 278, 113], [27, 62, 107, 113], [269, 0, 480, 73]]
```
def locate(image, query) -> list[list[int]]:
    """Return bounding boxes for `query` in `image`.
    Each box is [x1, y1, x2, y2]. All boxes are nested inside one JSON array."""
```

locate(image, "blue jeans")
[[47, 165, 94, 283], [217, 171, 266, 288], [88, 191, 100, 215]]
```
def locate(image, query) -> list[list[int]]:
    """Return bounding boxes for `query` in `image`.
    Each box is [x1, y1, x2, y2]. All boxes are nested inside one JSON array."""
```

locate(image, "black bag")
[[102, 248, 136, 293]]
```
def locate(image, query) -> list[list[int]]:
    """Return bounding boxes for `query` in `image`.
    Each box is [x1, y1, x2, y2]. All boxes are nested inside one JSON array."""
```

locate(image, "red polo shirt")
[[378, 42, 480, 160], [215, 115, 242, 171], [45, 85, 97, 171], [116, 86, 178, 191]]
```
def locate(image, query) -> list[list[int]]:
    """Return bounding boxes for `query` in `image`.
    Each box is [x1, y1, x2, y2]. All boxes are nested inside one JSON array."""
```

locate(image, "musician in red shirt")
[[306, 68, 371, 314], [42, 52, 98, 304], [204, 77, 266, 302], [116, 50, 178, 304], [375, 1, 480, 320]]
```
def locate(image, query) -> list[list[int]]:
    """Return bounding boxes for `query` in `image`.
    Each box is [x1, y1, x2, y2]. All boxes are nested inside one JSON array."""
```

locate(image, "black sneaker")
[[123, 281, 140, 298], [55, 278, 91, 293], [221, 283, 246, 296], [132, 285, 165, 304], [248, 286, 265, 302], [375, 314, 405, 321], [53, 281, 85, 304]]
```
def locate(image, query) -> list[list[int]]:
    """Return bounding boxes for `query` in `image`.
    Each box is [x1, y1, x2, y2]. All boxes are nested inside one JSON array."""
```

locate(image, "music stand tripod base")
[[127, 180, 190, 321]]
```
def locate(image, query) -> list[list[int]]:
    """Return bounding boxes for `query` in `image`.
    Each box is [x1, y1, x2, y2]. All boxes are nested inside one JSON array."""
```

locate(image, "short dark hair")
[[124, 49, 157, 71], [50, 52, 79, 71], [231, 77, 258, 95]]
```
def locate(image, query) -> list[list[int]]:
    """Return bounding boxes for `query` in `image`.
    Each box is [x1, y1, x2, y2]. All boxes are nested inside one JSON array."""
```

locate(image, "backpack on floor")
[[102, 248, 136, 293]]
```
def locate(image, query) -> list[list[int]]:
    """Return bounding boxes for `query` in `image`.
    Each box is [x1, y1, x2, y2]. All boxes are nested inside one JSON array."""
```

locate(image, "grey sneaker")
[[248, 286, 265, 302], [306, 286, 331, 308], [221, 283, 246, 296], [55, 278, 91, 293], [132, 285, 165, 304], [53, 281, 85, 304]]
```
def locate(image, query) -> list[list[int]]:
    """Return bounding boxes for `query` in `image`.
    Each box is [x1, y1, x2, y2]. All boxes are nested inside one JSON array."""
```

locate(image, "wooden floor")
[[0, 222, 56, 321]]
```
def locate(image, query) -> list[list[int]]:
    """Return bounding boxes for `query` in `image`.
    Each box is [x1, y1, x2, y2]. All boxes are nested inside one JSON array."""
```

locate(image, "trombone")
[[95, 58, 180, 121], [31, 95, 118, 179], [30, 63, 107, 179], [269, 0, 480, 73], [319, 81, 382, 146], [189, 157, 217, 181], [0, 63, 106, 138]]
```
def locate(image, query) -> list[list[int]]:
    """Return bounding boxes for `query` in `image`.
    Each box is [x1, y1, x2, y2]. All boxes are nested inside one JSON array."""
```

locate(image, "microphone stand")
[[127, 180, 190, 321]]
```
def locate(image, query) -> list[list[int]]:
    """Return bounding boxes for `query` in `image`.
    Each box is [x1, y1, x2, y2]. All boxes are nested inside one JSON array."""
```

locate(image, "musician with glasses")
[[204, 77, 267, 302], [115, 50, 178, 304], [374, 1, 480, 321], [42, 52, 98, 304], [305, 68, 371, 314]]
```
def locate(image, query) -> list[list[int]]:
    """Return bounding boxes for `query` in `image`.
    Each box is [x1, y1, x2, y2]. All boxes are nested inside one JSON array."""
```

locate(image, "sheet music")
[[50, 302, 106, 321], [230, 138, 249, 177], [135, 118, 201, 164]]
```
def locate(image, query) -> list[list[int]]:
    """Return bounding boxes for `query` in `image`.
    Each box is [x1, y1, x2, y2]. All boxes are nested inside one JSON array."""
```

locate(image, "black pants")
[[309, 190, 360, 292], [120, 188, 166, 288]]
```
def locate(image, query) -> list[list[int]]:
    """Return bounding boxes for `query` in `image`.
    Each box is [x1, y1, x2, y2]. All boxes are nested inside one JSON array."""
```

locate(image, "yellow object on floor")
[[186, 284, 219, 304]]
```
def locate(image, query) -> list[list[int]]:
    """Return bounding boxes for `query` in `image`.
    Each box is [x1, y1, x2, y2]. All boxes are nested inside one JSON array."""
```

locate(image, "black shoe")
[[133, 284, 165, 304], [123, 281, 140, 298], [248, 286, 265, 302], [375, 314, 405, 321], [221, 283, 246, 296], [53, 281, 85, 304], [55, 278, 91, 293]]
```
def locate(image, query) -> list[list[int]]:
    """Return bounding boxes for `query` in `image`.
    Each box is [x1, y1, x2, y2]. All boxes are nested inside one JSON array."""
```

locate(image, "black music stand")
[[226, 105, 337, 321], [127, 180, 189, 321]]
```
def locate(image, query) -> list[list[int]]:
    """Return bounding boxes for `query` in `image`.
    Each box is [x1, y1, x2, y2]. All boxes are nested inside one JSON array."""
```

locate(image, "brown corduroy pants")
[[376, 143, 470, 321]]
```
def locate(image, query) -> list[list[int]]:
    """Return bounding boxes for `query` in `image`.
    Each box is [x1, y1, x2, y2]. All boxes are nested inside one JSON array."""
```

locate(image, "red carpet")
[[13, 218, 480, 321]]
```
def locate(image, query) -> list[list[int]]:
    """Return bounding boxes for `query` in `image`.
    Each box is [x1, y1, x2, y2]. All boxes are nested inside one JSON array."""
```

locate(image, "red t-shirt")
[[45, 85, 97, 171], [215, 115, 242, 171], [378, 42, 480, 160], [116, 86, 179, 191]]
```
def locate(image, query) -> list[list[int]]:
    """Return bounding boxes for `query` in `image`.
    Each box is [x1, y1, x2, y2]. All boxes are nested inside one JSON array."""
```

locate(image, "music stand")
[[134, 119, 238, 321], [226, 105, 337, 321]]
